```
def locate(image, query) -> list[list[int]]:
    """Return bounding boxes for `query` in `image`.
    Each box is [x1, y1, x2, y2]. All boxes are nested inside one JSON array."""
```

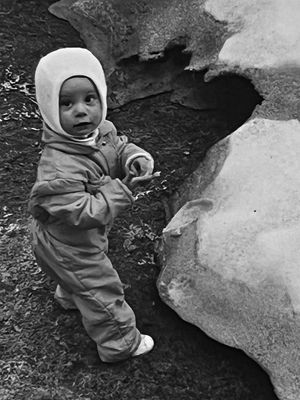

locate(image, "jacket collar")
[[41, 123, 100, 154]]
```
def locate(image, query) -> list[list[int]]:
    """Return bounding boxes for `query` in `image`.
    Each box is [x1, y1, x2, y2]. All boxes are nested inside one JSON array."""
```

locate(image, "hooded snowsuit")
[[28, 48, 154, 362]]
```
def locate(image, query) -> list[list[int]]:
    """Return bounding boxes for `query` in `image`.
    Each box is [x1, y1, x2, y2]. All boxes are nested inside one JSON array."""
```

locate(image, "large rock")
[[154, 4, 300, 398], [205, 0, 300, 69], [159, 118, 300, 400], [48, 0, 231, 110], [49, 0, 300, 118], [203, 0, 300, 120]]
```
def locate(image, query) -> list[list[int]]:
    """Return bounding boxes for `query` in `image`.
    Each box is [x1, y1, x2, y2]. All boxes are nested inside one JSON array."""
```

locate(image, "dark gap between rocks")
[[109, 44, 263, 135], [171, 70, 264, 132]]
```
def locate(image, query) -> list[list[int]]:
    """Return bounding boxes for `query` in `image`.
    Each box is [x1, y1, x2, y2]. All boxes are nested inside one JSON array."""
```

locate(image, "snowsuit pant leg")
[[70, 254, 142, 363], [33, 243, 141, 363]]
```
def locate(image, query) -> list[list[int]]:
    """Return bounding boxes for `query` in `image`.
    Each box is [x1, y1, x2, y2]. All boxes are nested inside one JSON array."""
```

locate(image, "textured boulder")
[[48, 0, 229, 109], [49, 0, 300, 118], [159, 118, 300, 400]]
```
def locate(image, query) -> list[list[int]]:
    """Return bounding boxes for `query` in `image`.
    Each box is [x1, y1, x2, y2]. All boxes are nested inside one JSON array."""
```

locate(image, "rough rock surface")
[[159, 118, 300, 400], [49, 1, 300, 399], [49, 0, 228, 109], [50, 0, 300, 118]]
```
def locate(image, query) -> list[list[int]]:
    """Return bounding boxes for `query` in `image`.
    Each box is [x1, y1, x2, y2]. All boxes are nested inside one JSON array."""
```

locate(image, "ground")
[[0, 1, 278, 399]]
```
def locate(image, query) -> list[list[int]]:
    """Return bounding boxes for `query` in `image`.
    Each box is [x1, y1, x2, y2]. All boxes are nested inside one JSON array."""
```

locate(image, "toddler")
[[28, 47, 155, 362]]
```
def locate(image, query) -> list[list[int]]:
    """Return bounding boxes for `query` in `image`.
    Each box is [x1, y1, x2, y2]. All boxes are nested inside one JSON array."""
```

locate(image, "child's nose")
[[74, 102, 87, 116]]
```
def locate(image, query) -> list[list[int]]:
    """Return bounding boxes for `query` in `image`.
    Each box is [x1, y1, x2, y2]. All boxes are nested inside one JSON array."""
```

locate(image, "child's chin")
[[73, 126, 95, 137]]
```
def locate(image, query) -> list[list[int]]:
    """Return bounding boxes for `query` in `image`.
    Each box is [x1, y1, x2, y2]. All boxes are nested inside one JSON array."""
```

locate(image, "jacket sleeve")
[[29, 177, 134, 229], [104, 120, 154, 173]]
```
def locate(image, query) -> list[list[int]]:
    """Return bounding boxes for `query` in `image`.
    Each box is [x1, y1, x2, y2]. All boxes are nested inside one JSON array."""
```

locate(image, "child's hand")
[[122, 170, 160, 191], [130, 157, 153, 179]]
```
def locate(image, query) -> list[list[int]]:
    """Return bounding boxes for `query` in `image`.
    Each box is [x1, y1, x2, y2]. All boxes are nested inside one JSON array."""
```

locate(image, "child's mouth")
[[74, 122, 91, 128]]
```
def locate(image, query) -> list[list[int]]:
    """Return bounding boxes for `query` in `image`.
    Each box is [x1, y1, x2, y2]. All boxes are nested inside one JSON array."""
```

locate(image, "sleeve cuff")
[[125, 152, 154, 173]]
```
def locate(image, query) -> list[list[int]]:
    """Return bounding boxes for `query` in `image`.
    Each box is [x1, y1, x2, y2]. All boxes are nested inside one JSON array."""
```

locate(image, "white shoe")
[[132, 334, 154, 357], [54, 285, 77, 310]]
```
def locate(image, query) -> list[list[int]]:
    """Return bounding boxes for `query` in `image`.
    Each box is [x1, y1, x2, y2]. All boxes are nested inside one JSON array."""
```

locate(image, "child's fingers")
[[131, 171, 160, 185], [139, 163, 152, 176], [132, 159, 154, 176], [130, 163, 139, 176], [122, 171, 135, 185], [152, 171, 161, 178]]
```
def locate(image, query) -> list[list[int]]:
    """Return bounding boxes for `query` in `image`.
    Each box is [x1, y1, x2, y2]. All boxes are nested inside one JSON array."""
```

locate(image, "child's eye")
[[60, 100, 72, 108], [86, 95, 97, 103]]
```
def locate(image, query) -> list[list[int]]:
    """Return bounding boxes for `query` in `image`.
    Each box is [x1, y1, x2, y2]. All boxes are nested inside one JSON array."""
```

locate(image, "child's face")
[[59, 76, 102, 137]]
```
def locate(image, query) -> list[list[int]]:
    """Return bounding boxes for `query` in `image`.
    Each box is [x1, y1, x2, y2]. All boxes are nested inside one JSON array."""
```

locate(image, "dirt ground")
[[0, 1, 279, 399]]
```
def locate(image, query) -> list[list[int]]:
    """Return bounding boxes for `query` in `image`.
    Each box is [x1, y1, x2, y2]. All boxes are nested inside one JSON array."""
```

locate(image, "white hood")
[[35, 47, 107, 137]]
